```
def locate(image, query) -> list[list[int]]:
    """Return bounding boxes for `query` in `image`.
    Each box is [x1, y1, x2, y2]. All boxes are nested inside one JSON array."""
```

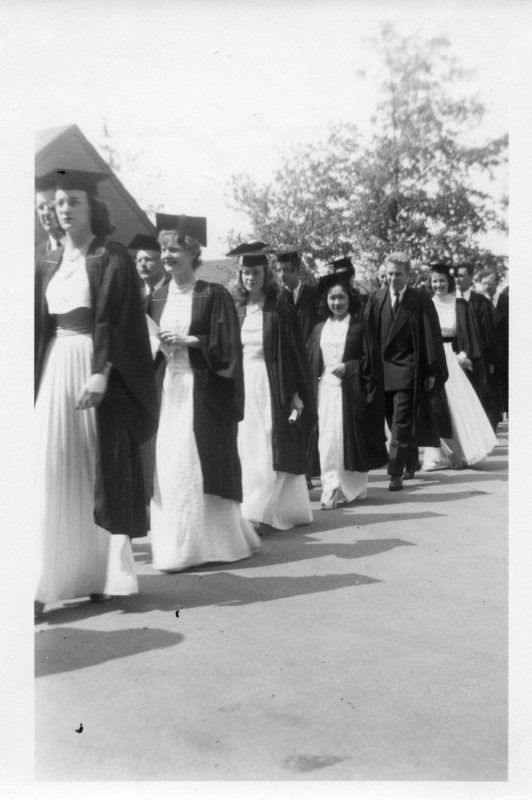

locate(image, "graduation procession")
[[30, 120, 512, 784]]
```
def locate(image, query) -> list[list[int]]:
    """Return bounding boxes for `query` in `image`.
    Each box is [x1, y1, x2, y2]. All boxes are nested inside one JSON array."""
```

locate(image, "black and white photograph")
[[2, 0, 531, 797]]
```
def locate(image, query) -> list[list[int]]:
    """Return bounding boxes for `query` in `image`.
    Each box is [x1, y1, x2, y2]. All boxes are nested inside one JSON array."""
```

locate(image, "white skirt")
[[318, 375, 368, 505], [35, 332, 138, 604], [423, 342, 498, 470], [238, 358, 312, 530], [150, 362, 260, 571]]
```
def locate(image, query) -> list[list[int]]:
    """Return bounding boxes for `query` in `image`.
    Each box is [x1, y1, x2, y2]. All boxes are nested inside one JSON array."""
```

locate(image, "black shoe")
[[403, 469, 416, 480], [388, 476, 404, 491]]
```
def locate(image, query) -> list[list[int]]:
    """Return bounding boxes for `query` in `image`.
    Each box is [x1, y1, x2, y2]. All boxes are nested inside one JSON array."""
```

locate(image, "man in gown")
[[365, 252, 448, 491], [455, 263, 497, 429], [276, 249, 318, 342], [35, 175, 64, 261], [479, 269, 509, 428]]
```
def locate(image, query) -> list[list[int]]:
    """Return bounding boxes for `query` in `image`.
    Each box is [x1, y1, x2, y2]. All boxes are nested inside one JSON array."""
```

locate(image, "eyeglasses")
[[35, 202, 56, 212]]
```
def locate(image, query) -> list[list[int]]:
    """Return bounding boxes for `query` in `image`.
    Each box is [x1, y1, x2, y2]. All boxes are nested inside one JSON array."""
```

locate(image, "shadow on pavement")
[[124, 570, 382, 613], [35, 626, 183, 677]]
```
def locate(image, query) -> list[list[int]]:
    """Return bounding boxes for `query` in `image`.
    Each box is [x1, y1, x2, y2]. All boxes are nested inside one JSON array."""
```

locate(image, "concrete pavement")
[[35, 426, 508, 781]]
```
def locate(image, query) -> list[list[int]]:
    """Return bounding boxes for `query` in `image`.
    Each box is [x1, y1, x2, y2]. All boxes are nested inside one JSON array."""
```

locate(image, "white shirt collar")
[[390, 285, 407, 305], [456, 287, 471, 301], [291, 281, 303, 304]]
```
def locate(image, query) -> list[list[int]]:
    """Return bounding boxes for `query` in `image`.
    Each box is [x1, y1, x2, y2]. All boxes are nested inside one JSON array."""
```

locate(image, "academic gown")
[[364, 286, 450, 446], [150, 279, 245, 502], [236, 296, 317, 475], [307, 314, 388, 472], [283, 283, 319, 343], [35, 237, 158, 537]]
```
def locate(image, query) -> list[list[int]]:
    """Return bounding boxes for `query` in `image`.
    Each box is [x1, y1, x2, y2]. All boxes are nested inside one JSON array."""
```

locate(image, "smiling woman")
[[147, 219, 260, 572], [228, 243, 317, 531]]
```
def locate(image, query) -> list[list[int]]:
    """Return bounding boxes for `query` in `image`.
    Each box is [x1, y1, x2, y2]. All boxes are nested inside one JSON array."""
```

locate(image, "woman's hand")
[[332, 363, 346, 378], [159, 331, 200, 348], [76, 372, 108, 410], [290, 392, 304, 418], [457, 352, 473, 372]]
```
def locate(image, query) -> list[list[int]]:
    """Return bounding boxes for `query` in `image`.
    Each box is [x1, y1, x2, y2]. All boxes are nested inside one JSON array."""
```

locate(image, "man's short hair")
[[457, 263, 475, 276], [385, 252, 411, 271], [478, 269, 499, 284]]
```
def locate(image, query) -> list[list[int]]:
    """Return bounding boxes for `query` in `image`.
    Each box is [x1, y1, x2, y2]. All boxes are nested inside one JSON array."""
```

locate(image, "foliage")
[[227, 24, 508, 282]]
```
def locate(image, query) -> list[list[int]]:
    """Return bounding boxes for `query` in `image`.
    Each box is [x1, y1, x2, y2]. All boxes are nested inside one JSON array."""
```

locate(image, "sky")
[[3, 0, 513, 260]]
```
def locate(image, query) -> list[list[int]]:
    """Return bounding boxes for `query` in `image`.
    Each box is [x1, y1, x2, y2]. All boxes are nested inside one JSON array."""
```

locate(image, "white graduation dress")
[[423, 294, 498, 470], [35, 253, 138, 604], [238, 304, 312, 530], [318, 316, 368, 505], [149, 281, 260, 571]]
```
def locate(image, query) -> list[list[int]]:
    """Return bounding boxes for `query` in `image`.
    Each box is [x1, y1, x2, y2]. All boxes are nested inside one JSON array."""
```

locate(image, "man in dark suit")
[[455, 263, 497, 428], [128, 234, 169, 315], [276, 249, 318, 343], [480, 269, 509, 425], [35, 176, 64, 261], [365, 252, 448, 491]]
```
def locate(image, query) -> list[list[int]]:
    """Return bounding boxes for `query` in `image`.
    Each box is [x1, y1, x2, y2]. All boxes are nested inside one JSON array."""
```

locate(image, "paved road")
[[35, 426, 508, 781]]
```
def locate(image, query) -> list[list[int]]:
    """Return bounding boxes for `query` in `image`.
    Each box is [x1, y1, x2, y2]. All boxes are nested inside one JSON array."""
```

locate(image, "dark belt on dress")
[[441, 336, 457, 351]]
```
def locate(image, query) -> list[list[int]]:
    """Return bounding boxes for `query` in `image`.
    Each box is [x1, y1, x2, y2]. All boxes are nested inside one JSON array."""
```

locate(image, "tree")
[[228, 24, 508, 282]]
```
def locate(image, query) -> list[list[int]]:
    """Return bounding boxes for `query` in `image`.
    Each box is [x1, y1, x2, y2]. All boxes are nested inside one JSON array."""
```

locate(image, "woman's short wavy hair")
[[232, 262, 281, 303], [157, 229, 203, 270], [427, 266, 456, 295], [88, 195, 115, 237], [318, 277, 362, 318]]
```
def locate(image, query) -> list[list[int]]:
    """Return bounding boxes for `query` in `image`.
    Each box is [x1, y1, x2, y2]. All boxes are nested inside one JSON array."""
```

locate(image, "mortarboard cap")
[[155, 213, 207, 247], [276, 249, 301, 265], [128, 234, 161, 252], [427, 261, 454, 274], [318, 256, 356, 294], [36, 169, 109, 196], [226, 242, 271, 267]]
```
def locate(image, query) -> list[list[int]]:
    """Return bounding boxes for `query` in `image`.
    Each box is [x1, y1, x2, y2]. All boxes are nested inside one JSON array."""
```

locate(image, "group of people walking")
[[34, 167, 508, 618]]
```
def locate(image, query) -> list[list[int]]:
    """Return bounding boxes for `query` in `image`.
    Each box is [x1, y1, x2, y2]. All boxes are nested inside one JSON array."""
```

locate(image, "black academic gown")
[[237, 296, 317, 475], [307, 314, 388, 472], [150, 280, 245, 503], [491, 291, 509, 414], [365, 286, 449, 446], [462, 291, 496, 422], [282, 283, 319, 343], [35, 237, 159, 537]]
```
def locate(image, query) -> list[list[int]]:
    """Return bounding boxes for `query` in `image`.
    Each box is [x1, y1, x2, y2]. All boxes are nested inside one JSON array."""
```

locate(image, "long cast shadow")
[[123, 570, 382, 614], [35, 626, 183, 677]]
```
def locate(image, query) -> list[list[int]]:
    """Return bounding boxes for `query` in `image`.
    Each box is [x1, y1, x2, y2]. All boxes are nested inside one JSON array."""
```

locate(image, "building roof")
[[35, 124, 156, 246]]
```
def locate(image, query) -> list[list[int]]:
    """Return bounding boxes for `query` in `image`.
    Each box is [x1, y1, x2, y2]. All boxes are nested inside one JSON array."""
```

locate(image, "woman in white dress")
[[228, 243, 317, 531], [34, 169, 158, 618], [422, 263, 498, 470], [307, 259, 388, 509], [148, 220, 260, 571]]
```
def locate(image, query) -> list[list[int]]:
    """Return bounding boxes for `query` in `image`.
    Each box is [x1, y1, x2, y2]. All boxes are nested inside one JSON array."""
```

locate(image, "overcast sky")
[[6, 0, 513, 259]]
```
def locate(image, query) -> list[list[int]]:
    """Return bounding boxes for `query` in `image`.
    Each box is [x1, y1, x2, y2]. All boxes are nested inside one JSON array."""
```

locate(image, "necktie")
[[392, 292, 400, 316]]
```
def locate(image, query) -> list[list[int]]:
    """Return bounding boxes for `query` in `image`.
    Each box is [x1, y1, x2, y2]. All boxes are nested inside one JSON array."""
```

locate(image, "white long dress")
[[423, 294, 498, 470], [35, 255, 138, 604], [318, 316, 368, 506], [238, 305, 312, 530], [149, 281, 260, 571]]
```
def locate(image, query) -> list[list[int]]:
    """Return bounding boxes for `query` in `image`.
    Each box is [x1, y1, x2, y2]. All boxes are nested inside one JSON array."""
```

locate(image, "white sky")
[[4, 0, 511, 259]]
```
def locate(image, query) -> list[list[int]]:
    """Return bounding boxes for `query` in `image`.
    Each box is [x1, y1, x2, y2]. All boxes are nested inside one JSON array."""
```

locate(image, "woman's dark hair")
[[87, 195, 116, 237], [427, 267, 456, 295], [158, 230, 203, 270], [319, 278, 362, 318], [232, 262, 281, 304]]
